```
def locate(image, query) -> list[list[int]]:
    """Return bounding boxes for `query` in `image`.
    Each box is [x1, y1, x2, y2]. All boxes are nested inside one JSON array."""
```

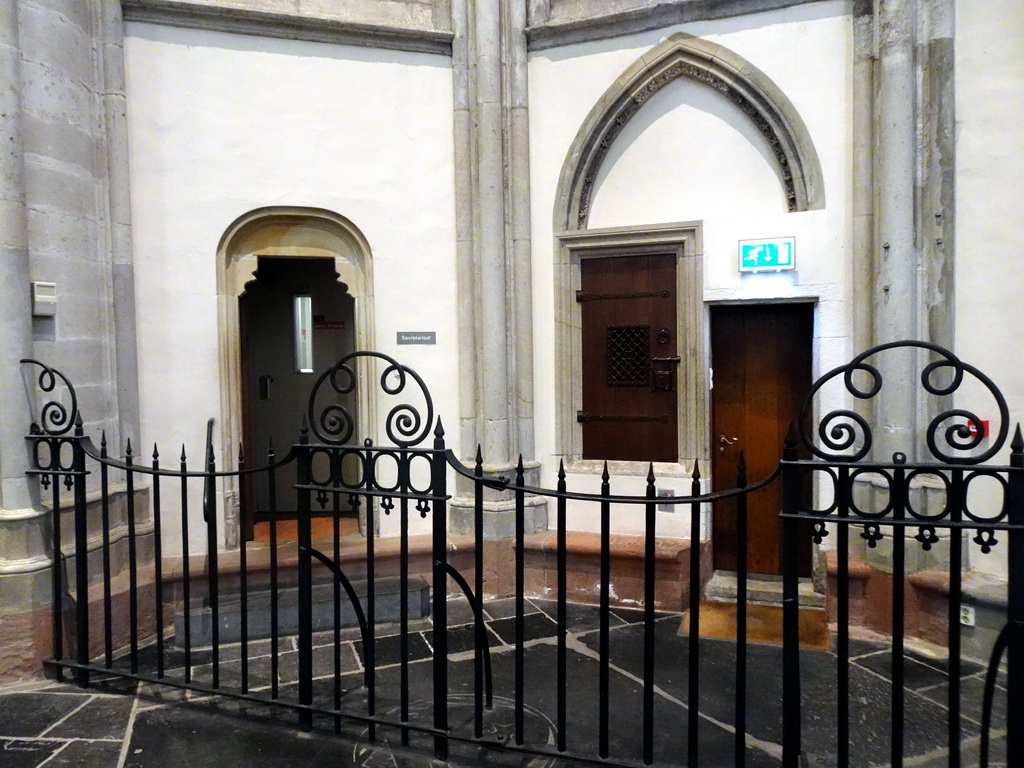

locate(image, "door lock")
[[650, 356, 681, 392], [718, 434, 739, 453]]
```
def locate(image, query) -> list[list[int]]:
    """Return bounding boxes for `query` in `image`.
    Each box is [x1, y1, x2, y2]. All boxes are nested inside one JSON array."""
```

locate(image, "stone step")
[[681, 600, 830, 650], [174, 574, 430, 647], [703, 570, 825, 609]]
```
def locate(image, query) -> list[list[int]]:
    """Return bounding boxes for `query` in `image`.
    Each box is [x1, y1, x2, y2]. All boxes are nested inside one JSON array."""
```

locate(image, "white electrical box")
[[32, 282, 57, 317]]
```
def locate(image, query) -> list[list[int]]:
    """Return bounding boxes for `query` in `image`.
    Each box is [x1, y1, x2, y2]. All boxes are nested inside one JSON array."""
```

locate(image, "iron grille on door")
[[607, 324, 650, 387]]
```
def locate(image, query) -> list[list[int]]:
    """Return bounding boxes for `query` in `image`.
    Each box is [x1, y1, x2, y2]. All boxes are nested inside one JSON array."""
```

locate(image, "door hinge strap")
[[576, 289, 671, 303], [577, 411, 669, 423]]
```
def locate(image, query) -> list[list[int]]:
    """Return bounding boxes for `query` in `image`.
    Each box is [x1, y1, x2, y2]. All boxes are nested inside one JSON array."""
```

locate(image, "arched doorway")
[[217, 207, 375, 544]]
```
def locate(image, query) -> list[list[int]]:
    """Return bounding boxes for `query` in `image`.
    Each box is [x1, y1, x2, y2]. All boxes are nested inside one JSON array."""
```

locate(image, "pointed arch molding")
[[555, 33, 825, 230]]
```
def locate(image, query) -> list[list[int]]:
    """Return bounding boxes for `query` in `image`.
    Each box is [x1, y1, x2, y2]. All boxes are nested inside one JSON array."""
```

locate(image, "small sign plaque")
[[397, 331, 436, 345], [738, 237, 796, 272]]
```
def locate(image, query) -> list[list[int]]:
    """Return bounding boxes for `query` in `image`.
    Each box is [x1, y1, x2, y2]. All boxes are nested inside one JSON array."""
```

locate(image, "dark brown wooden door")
[[711, 303, 813, 576], [579, 254, 678, 462]]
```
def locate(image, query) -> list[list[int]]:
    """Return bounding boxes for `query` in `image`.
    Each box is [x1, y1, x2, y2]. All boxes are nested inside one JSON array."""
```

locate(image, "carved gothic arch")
[[554, 32, 826, 231]]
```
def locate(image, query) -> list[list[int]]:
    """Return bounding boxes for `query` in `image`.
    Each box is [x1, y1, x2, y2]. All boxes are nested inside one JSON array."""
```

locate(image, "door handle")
[[719, 434, 739, 453], [258, 374, 274, 400]]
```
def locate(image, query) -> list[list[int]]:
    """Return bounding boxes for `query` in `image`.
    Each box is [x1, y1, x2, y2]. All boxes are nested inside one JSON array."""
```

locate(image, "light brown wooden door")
[[579, 254, 678, 462], [711, 303, 813, 576]]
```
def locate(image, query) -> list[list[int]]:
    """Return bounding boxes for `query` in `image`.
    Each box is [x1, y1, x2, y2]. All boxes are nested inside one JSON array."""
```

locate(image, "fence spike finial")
[[601, 461, 610, 484], [237, 441, 244, 462], [647, 462, 656, 485], [180, 443, 186, 462], [1011, 424, 1023, 468], [100, 430, 107, 452], [691, 460, 701, 482], [558, 458, 565, 481], [152, 443, 159, 461], [434, 419, 445, 439], [475, 444, 483, 465], [125, 438, 133, 459]]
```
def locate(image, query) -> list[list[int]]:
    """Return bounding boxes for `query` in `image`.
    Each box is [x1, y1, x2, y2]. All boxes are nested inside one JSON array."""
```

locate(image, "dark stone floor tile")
[[446, 623, 501, 656], [487, 612, 557, 646], [854, 651, 951, 690], [123, 704, 356, 768], [45, 739, 123, 767], [0, 692, 88, 738], [846, 638, 889, 658], [117, 644, 213, 673], [531, 599, 626, 633], [0, 739, 62, 767], [179, 654, 275, 691], [482, 598, 540, 620], [578, 623, 967, 767], [278, 643, 361, 683], [915, 735, 1007, 768], [609, 605, 674, 624], [445, 596, 477, 626], [904, 650, 985, 678], [354, 632, 433, 668], [46, 694, 135, 740], [918, 673, 1007, 729]]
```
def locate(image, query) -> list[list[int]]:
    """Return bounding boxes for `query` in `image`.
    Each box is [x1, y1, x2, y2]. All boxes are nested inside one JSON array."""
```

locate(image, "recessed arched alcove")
[[216, 206, 376, 545], [554, 32, 825, 232], [550, 33, 825, 474]]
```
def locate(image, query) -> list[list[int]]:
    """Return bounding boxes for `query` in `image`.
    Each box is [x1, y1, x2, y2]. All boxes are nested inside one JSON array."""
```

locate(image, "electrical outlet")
[[960, 605, 976, 627], [657, 488, 675, 513]]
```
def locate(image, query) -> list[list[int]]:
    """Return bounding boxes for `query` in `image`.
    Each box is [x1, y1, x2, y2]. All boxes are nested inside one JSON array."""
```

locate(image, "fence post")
[[71, 417, 89, 686], [431, 420, 449, 761], [781, 424, 802, 768], [296, 418, 313, 730], [1008, 426, 1024, 767]]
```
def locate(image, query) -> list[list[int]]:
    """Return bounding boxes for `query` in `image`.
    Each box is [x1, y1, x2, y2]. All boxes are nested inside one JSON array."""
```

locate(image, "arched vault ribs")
[[555, 32, 825, 231]]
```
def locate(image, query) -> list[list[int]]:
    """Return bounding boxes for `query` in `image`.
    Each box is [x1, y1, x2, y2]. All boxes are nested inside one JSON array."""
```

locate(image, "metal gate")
[[19, 342, 1021, 766]]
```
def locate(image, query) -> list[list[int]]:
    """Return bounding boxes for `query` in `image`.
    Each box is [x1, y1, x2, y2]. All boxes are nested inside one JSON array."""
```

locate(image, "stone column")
[[850, 0, 875, 355], [0, 0, 35, 514], [0, 0, 144, 679], [0, 0, 49, 678], [873, 0, 920, 460], [450, 0, 545, 539], [871, 0, 956, 462], [99, 0, 141, 444], [867, 0, 958, 578]]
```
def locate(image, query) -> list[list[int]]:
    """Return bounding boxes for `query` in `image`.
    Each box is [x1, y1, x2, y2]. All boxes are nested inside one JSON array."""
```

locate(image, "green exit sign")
[[738, 237, 795, 272]]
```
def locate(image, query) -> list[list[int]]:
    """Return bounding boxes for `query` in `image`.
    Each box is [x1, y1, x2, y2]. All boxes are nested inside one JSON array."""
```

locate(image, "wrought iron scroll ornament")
[[307, 351, 434, 448], [798, 341, 1009, 464], [20, 359, 79, 437]]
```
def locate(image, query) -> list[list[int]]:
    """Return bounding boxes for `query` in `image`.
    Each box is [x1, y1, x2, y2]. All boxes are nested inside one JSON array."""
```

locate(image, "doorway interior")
[[239, 256, 356, 541]]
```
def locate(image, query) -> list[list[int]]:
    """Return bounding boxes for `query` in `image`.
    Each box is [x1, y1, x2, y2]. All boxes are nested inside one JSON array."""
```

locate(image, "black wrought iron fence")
[[18, 342, 1022, 767]]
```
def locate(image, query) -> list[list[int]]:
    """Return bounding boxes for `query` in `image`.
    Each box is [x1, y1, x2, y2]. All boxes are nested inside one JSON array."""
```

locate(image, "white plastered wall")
[[954, 0, 1024, 581], [125, 25, 458, 553], [529, 1, 854, 537]]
